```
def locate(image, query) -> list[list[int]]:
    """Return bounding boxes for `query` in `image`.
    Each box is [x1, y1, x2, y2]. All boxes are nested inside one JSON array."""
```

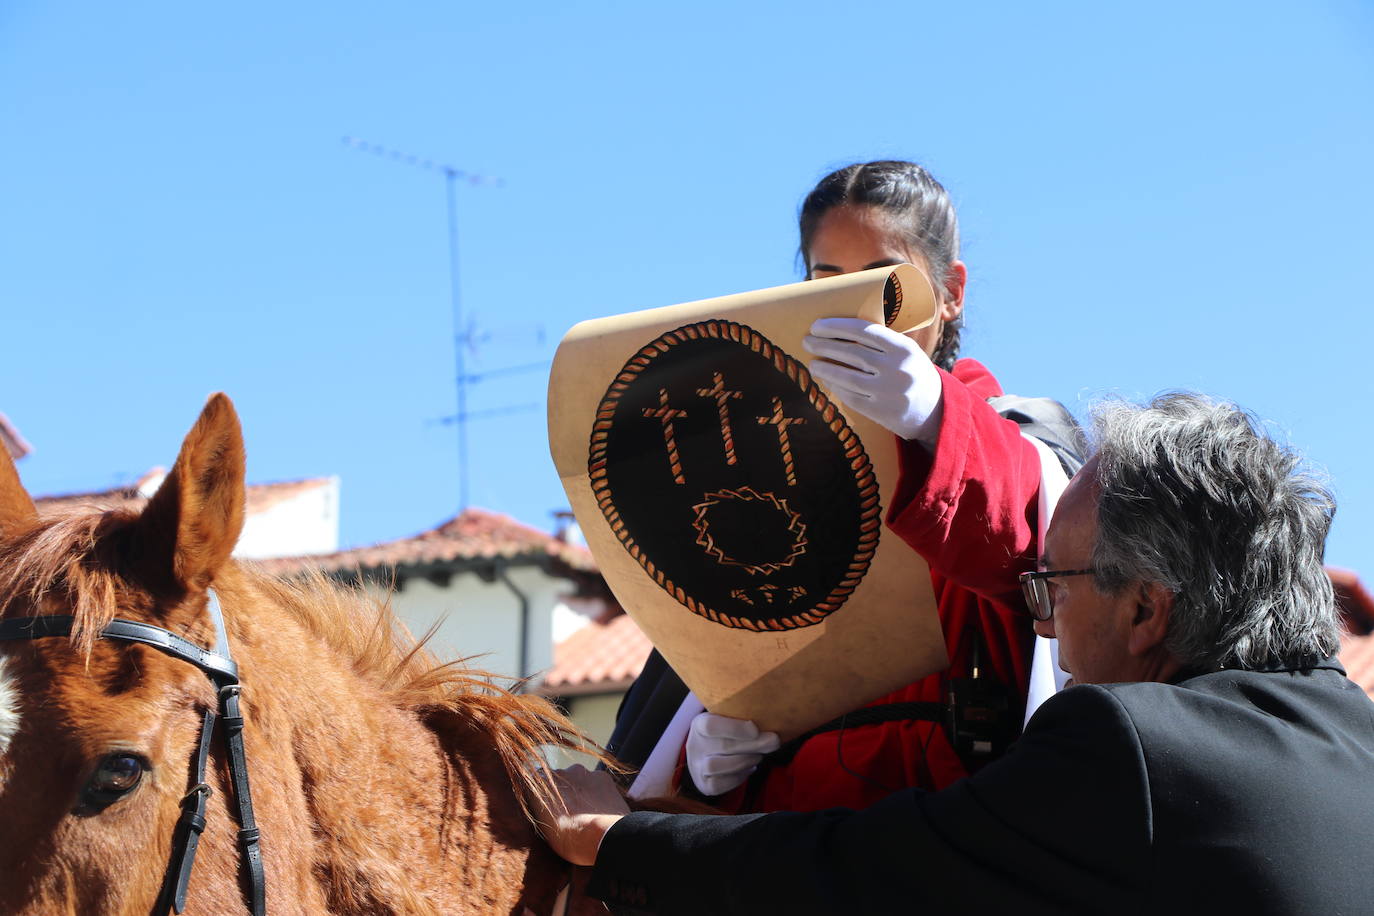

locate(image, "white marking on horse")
[[0, 654, 21, 761]]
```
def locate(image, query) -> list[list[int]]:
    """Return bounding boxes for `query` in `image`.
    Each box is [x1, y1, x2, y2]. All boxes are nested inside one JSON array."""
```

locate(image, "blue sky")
[[3, 0, 1371, 572]]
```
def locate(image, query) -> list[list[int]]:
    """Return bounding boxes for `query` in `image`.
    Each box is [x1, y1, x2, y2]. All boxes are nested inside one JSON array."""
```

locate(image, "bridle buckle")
[[180, 782, 212, 808]]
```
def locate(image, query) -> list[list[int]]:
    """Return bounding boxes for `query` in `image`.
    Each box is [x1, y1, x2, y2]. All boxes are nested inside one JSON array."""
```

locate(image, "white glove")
[[802, 317, 944, 446], [685, 712, 781, 797]]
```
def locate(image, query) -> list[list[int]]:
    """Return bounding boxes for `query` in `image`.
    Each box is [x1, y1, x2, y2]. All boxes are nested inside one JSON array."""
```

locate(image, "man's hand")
[[686, 712, 781, 797], [803, 317, 944, 445], [530, 765, 631, 866]]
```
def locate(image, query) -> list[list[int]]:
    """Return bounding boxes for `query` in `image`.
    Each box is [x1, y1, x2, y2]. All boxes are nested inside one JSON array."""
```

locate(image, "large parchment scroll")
[[548, 265, 949, 740]]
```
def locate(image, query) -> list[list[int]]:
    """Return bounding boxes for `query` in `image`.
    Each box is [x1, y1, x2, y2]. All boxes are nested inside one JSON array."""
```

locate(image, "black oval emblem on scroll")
[[883, 272, 903, 327], [589, 320, 881, 631]]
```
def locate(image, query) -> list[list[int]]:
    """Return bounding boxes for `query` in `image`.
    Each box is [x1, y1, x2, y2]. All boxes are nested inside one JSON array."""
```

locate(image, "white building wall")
[[376, 564, 566, 684], [567, 692, 623, 748], [548, 691, 626, 768], [552, 601, 594, 643], [236, 478, 340, 559]]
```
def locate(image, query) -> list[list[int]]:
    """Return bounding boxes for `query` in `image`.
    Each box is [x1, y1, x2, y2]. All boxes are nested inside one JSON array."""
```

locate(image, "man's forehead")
[[1046, 461, 1099, 561]]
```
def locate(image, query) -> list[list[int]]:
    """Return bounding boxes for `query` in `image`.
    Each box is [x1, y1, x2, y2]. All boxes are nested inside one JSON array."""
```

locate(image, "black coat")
[[589, 659, 1374, 915]]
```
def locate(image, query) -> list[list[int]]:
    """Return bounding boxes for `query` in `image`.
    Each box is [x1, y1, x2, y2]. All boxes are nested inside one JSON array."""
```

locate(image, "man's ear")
[[1128, 582, 1174, 656]]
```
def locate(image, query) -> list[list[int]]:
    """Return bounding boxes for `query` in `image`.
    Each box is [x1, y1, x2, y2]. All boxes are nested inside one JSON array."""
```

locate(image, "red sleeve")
[[885, 359, 1041, 604]]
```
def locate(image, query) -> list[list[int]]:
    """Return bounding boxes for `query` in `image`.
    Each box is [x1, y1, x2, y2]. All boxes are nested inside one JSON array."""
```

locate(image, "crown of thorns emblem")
[[691, 487, 808, 576]]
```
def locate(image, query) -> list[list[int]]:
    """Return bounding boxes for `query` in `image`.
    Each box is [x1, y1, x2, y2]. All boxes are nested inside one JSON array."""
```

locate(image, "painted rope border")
[[588, 319, 883, 632]]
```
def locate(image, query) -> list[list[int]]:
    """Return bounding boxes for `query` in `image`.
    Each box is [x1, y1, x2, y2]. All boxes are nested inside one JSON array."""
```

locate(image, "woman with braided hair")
[[611, 160, 1083, 814]]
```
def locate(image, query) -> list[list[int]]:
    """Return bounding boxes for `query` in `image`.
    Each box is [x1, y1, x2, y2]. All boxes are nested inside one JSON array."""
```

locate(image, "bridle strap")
[[0, 616, 239, 684], [0, 591, 266, 916], [220, 682, 265, 915], [161, 709, 216, 914]]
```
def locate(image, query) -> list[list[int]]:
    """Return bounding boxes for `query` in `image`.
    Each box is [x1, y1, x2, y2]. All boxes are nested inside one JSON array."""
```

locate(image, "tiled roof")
[[540, 612, 652, 697], [1331, 568, 1374, 634], [34, 472, 333, 516], [0, 413, 31, 460], [259, 507, 598, 577], [1339, 630, 1374, 700]]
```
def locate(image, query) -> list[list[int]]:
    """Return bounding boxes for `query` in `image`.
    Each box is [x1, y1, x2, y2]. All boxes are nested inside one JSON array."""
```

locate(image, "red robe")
[[713, 357, 1043, 813]]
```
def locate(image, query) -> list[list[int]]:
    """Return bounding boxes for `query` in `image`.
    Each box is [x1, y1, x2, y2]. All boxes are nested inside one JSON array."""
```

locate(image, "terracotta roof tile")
[[1340, 630, 1374, 700], [541, 613, 652, 696], [1330, 567, 1374, 634], [259, 507, 598, 576], [35, 474, 333, 516], [1334, 568, 1374, 700]]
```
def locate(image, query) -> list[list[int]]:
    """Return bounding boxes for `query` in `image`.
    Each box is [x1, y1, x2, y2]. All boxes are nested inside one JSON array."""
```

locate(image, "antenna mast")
[[343, 137, 503, 511]]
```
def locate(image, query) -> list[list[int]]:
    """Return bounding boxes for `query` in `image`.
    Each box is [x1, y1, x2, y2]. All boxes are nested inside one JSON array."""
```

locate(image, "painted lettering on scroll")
[[589, 320, 881, 631]]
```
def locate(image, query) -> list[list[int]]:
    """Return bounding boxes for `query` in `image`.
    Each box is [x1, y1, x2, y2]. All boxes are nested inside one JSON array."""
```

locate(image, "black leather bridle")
[[0, 590, 266, 915]]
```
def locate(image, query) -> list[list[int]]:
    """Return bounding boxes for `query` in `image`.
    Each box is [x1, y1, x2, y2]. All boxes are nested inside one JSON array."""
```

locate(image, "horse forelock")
[[0, 508, 137, 654]]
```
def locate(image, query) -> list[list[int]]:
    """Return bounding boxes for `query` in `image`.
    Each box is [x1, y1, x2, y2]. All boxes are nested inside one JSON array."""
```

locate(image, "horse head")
[[0, 395, 586, 915], [0, 394, 255, 913]]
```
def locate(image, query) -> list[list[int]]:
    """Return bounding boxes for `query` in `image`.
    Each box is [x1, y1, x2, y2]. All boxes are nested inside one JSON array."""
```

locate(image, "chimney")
[[552, 509, 586, 547]]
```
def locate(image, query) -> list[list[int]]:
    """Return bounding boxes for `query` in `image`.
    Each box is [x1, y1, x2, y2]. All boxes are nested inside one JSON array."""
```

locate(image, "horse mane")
[[245, 566, 601, 812], [0, 505, 606, 813]]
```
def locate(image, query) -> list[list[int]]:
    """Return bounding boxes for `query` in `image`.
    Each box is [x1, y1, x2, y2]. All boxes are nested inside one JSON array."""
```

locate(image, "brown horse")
[[0, 394, 602, 915]]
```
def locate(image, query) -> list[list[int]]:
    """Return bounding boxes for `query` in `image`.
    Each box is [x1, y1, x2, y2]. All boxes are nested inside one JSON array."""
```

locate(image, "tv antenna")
[[344, 137, 543, 510]]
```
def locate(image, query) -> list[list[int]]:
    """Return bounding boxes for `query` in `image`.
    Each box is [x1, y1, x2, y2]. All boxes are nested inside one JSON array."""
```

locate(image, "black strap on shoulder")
[[732, 701, 948, 808], [987, 394, 1088, 476], [764, 701, 946, 768]]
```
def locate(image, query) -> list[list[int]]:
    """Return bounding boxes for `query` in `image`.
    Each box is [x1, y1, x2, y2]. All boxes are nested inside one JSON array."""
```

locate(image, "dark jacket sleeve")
[[588, 686, 1153, 916]]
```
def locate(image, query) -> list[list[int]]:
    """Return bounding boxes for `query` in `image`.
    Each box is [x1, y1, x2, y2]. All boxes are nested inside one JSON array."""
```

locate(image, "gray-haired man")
[[536, 393, 1374, 915]]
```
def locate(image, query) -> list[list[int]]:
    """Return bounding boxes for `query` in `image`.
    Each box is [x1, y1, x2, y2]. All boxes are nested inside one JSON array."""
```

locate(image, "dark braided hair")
[[799, 161, 963, 370]]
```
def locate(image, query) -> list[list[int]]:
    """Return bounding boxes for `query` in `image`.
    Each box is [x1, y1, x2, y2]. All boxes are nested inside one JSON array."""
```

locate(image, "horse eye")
[[75, 754, 146, 816]]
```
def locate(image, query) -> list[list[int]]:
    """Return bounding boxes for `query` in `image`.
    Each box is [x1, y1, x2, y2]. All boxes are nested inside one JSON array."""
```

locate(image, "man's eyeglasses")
[[1019, 569, 1095, 621]]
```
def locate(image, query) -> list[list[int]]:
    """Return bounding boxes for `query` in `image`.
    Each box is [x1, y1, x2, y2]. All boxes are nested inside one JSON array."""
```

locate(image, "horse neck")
[[218, 574, 563, 914]]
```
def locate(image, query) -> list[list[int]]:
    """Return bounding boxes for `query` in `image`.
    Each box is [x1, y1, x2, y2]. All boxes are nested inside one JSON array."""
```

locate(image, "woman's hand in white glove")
[[802, 317, 945, 446], [685, 712, 781, 797]]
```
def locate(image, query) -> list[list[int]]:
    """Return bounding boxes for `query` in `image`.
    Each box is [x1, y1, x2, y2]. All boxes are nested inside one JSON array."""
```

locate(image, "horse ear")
[[0, 446, 38, 537], [138, 393, 246, 592]]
